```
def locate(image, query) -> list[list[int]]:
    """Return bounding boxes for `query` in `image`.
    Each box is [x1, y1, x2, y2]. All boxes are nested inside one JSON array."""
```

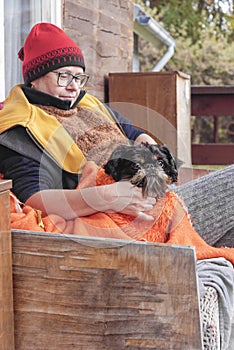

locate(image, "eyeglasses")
[[52, 71, 89, 88]]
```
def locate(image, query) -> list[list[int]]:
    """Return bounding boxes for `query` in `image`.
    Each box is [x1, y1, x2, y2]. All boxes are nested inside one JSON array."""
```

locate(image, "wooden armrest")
[[12, 231, 203, 349]]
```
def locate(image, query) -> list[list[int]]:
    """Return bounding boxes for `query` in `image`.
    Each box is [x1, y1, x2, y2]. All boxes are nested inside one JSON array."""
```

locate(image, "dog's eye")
[[131, 163, 141, 170], [157, 159, 164, 168]]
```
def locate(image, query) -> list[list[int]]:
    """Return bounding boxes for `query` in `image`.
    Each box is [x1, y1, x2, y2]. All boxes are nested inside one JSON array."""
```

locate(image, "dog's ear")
[[103, 158, 123, 181], [159, 145, 174, 161], [156, 144, 180, 183], [104, 145, 133, 181], [160, 145, 183, 169]]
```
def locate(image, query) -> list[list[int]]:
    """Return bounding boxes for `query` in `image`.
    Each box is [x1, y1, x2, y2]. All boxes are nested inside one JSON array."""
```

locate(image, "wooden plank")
[[192, 143, 234, 165], [191, 86, 234, 95], [12, 231, 202, 350], [191, 86, 234, 116], [0, 182, 15, 350]]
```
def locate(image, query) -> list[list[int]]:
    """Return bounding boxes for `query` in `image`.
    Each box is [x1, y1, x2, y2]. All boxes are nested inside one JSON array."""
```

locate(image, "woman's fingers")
[[136, 211, 154, 221], [80, 181, 157, 220], [107, 182, 156, 219]]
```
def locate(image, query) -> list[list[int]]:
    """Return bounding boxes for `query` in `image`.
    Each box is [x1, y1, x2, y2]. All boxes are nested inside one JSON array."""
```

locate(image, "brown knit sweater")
[[37, 104, 130, 166]]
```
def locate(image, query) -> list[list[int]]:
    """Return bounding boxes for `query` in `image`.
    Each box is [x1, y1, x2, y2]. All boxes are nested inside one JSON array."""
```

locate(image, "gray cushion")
[[174, 165, 234, 246]]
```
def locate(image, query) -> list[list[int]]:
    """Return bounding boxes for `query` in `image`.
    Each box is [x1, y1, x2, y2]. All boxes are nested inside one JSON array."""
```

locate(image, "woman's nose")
[[66, 78, 80, 89]]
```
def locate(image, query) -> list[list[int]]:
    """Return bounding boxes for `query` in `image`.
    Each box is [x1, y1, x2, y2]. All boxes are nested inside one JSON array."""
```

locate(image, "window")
[[1, 0, 61, 99]]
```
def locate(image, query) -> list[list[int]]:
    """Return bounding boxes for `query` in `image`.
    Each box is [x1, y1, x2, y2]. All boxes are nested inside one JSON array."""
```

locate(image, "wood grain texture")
[[108, 71, 191, 167], [12, 231, 202, 349], [0, 181, 14, 350]]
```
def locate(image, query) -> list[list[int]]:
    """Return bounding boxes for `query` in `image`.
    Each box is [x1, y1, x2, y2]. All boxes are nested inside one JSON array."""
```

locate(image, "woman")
[[0, 22, 157, 221]]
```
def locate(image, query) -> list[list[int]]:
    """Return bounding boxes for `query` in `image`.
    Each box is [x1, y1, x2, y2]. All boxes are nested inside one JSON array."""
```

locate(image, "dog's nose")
[[145, 164, 155, 170]]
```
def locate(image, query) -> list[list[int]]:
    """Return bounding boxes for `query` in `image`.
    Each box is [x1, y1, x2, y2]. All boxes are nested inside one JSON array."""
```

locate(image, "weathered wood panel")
[[108, 71, 192, 167], [12, 231, 202, 350], [0, 180, 14, 350]]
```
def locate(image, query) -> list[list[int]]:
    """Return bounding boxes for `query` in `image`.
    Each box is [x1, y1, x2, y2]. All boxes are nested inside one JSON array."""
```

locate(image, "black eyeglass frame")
[[51, 71, 89, 88]]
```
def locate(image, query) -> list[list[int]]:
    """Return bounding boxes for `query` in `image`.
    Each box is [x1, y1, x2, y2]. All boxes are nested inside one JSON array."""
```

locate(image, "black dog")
[[104, 142, 182, 199]]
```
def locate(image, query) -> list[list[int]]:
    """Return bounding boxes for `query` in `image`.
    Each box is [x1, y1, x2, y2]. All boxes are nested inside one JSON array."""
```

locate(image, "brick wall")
[[62, 0, 134, 101]]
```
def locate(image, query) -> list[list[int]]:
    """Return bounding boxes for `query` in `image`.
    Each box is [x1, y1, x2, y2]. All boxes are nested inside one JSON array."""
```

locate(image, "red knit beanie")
[[18, 22, 85, 85]]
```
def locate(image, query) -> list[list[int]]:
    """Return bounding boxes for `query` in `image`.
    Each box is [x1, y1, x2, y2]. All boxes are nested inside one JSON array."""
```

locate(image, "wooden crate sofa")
[[1, 165, 234, 349]]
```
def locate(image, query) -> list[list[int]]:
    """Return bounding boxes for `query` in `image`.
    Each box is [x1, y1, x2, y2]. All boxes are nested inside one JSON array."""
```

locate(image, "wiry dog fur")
[[104, 142, 182, 199]]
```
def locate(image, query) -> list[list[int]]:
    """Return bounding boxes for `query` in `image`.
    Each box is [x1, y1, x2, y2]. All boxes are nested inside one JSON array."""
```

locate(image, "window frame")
[[1, 0, 61, 100]]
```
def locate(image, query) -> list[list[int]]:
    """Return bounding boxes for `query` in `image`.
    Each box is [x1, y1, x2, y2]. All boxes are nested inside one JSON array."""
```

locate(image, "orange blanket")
[[9, 161, 234, 265]]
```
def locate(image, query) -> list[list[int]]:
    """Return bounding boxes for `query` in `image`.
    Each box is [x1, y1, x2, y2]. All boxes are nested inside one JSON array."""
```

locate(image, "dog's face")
[[103, 142, 181, 199], [143, 143, 182, 183]]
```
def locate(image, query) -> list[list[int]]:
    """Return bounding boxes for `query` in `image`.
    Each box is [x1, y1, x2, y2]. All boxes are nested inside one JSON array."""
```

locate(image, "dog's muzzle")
[[130, 165, 168, 199]]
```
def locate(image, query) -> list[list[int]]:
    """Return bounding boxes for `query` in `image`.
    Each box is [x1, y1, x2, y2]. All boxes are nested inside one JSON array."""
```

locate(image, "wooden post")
[[108, 71, 192, 167], [0, 180, 14, 350]]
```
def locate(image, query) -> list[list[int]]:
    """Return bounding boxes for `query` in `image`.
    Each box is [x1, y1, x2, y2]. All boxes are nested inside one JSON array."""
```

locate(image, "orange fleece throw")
[[8, 161, 234, 265]]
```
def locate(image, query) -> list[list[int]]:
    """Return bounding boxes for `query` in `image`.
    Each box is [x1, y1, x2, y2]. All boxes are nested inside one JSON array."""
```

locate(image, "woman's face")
[[31, 66, 85, 105]]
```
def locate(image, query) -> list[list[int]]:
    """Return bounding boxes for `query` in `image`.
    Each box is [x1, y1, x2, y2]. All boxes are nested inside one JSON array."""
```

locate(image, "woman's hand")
[[134, 133, 157, 145], [81, 181, 156, 220]]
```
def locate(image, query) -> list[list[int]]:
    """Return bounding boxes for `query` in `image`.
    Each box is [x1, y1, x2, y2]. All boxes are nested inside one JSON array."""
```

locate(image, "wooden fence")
[[191, 86, 234, 165]]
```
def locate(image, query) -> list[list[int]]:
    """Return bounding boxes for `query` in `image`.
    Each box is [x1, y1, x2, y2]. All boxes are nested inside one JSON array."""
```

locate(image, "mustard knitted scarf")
[[0, 85, 128, 172]]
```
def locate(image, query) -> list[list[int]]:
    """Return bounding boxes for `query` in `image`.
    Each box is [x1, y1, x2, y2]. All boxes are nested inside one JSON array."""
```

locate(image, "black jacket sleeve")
[[0, 146, 56, 202], [0, 145, 78, 202]]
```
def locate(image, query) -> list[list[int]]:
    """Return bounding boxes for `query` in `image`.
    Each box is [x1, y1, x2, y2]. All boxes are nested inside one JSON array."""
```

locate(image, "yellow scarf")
[[0, 85, 115, 174]]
